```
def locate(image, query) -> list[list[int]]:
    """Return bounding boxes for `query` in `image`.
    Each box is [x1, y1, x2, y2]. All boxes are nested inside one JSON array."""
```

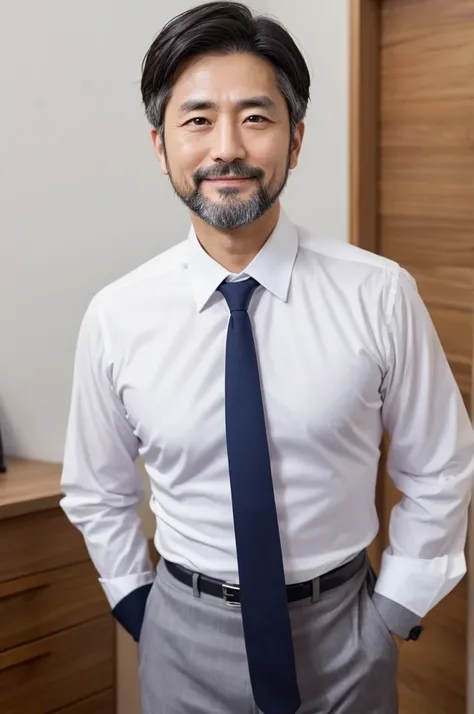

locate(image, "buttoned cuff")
[[112, 583, 153, 642], [99, 571, 156, 641], [371, 592, 422, 639]]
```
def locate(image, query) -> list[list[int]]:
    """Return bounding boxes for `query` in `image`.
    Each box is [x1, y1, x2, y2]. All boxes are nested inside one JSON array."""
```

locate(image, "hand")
[[392, 633, 404, 649]]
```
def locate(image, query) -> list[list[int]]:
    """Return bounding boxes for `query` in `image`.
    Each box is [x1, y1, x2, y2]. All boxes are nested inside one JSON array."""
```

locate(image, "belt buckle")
[[222, 583, 240, 607]]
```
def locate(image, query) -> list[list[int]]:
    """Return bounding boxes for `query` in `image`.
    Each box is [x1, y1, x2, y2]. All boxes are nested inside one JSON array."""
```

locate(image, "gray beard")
[[166, 157, 292, 229], [181, 181, 284, 229]]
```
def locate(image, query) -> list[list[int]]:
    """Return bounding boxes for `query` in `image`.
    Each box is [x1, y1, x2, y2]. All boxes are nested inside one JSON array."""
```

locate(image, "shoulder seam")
[[85, 292, 114, 375], [385, 265, 402, 330]]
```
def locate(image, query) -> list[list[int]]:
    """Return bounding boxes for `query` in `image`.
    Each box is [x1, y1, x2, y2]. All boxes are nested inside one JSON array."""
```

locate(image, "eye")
[[185, 117, 210, 127], [245, 115, 269, 124]]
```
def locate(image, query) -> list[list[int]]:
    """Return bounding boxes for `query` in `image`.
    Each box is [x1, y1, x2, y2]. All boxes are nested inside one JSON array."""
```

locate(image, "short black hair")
[[140, 1, 311, 139]]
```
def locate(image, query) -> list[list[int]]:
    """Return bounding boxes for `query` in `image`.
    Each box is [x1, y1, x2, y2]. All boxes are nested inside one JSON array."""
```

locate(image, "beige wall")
[[263, 0, 350, 241]]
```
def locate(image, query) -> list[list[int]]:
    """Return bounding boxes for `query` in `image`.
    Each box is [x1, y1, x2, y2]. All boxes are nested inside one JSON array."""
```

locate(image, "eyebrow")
[[178, 96, 277, 115]]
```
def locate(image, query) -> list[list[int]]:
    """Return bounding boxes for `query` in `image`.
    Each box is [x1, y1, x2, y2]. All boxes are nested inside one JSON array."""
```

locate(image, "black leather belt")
[[164, 550, 366, 606]]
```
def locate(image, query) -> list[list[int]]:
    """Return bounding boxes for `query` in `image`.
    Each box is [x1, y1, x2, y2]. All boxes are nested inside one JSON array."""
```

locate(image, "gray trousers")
[[139, 555, 398, 713]]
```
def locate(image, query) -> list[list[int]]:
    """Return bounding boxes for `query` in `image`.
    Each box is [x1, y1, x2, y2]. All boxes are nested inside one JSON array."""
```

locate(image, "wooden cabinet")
[[55, 690, 115, 714], [0, 459, 116, 714]]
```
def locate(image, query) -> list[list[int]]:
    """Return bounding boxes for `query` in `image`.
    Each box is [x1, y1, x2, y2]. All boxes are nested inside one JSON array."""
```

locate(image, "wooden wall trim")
[[349, 0, 380, 252]]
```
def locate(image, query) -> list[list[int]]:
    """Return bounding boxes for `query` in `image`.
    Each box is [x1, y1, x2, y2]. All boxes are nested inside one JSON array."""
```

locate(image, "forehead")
[[168, 52, 285, 110]]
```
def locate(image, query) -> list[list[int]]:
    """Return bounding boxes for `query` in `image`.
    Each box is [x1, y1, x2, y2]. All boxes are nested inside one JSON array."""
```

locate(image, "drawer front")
[[0, 561, 109, 652], [0, 616, 114, 714], [53, 689, 115, 714], [0, 508, 88, 583]]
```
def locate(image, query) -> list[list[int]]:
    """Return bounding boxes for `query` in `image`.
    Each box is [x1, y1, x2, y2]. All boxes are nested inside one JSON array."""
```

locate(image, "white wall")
[[267, 0, 349, 240], [0, 0, 349, 462]]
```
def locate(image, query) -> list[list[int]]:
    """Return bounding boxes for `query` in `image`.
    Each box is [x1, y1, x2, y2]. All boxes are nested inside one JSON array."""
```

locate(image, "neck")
[[190, 203, 281, 274]]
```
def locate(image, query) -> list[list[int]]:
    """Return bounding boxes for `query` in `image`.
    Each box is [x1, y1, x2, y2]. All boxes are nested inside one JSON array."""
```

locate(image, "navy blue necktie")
[[218, 278, 301, 714]]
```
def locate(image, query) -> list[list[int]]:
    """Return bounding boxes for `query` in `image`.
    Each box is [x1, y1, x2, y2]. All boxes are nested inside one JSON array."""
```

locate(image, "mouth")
[[204, 177, 254, 185]]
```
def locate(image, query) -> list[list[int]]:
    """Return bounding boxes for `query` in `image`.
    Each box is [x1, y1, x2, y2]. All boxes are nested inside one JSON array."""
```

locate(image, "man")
[[60, 2, 474, 713]]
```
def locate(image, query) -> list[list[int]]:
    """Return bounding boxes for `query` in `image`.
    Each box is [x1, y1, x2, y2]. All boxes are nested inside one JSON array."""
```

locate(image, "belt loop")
[[192, 572, 201, 598], [311, 576, 320, 603]]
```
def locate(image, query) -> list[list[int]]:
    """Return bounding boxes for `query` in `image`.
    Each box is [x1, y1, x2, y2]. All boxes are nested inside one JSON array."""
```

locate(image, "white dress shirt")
[[60, 208, 474, 631]]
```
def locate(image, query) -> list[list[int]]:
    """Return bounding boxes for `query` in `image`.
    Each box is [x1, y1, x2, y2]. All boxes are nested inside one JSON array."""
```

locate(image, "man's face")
[[152, 52, 304, 229]]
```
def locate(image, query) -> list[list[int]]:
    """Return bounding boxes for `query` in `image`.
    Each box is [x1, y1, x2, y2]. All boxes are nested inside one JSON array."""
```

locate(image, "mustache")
[[194, 163, 265, 183]]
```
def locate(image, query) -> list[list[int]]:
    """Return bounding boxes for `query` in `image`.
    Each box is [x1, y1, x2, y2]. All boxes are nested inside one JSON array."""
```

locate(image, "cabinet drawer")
[[53, 689, 115, 714], [0, 616, 114, 714], [0, 561, 109, 652], [0, 508, 88, 583]]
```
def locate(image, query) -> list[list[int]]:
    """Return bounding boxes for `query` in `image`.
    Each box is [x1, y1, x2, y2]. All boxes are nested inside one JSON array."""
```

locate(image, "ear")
[[289, 121, 305, 170], [151, 129, 168, 175]]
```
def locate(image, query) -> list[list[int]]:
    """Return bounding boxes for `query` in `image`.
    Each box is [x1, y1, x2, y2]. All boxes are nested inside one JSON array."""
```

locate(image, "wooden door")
[[350, 1, 474, 712]]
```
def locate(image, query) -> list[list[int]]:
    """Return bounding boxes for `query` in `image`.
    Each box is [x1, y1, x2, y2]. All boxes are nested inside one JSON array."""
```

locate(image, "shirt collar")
[[185, 208, 299, 312]]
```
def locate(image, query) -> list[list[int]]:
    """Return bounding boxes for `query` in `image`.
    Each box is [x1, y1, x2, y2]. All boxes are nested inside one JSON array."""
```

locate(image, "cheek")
[[166, 135, 207, 173], [249, 133, 289, 168], [178, 133, 209, 160]]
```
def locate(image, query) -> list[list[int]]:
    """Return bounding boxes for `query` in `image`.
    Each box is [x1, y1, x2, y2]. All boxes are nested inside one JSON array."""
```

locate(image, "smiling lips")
[[206, 176, 254, 183]]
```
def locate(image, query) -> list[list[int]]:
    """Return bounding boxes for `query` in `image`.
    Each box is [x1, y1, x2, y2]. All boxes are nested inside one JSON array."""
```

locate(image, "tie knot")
[[218, 277, 260, 313]]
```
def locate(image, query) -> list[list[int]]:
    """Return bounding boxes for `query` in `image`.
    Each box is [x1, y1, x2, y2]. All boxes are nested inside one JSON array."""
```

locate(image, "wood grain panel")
[[0, 616, 114, 714], [427, 306, 472, 363], [0, 561, 109, 653], [378, 1, 474, 712], [380, 103, 474, 150], [380, 217, 474, 270], [0, 508, 88, 583], [413, 270, 472, 314], [54, 689, 115, 714], [381, 151, 473, 220]]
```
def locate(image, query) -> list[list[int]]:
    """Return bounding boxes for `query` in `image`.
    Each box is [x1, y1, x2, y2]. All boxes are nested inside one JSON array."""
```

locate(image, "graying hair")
[[141, 2, 311, 142]]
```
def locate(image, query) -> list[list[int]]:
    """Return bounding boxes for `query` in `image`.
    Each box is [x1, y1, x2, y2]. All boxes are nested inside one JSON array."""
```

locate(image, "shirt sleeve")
[[373, 267, 474, 634], [60, 295, 155, 639]]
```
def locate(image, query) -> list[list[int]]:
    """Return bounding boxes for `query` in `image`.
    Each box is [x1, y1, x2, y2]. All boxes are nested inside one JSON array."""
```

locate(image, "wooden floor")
[[397, 577, 467, 713]]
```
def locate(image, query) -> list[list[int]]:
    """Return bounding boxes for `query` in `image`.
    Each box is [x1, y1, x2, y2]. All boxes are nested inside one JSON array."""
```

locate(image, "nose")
[[209, 117, 246, 164]]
